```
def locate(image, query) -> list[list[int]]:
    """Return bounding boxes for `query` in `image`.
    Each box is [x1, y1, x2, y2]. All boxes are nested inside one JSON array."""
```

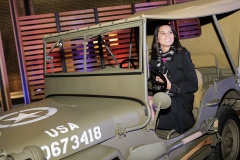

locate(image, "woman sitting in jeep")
[[149, 25, 198, 134]]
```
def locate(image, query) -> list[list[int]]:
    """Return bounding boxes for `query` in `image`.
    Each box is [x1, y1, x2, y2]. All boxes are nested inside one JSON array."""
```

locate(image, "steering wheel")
[[148, 64, 167, 94], [120, 58, 138, 69]]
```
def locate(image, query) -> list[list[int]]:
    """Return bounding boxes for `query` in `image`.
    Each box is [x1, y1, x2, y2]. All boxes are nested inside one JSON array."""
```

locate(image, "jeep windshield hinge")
[[46, 39, 62, 56], [45, 39, 63, 73], [46, 55, 54, 73], [116, 123, 126, 136]]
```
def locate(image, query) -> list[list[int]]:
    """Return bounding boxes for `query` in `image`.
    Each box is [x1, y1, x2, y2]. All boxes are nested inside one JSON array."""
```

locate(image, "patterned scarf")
[[157, 46, 176, 67], [156, 46, 176, 74]]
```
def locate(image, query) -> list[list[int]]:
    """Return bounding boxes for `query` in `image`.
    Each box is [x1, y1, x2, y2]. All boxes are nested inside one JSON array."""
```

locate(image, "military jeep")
[[0, 0, 240, 159]]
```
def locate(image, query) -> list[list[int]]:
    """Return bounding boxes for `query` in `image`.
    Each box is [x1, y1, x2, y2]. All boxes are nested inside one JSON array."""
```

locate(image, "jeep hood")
[[0, 96, 146, 159]]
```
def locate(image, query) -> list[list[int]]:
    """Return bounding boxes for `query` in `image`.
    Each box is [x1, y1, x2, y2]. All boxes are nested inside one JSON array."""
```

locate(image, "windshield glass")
[[43, 20, 142, 75]]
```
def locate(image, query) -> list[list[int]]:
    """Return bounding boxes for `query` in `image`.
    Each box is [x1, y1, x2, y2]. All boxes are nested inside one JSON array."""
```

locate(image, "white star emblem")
[[3, 111, 41, 123], [0, 107, 57, 128]]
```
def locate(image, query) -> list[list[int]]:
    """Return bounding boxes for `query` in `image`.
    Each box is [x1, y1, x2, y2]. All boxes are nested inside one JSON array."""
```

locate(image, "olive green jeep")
[[0, 0, 240, 160]]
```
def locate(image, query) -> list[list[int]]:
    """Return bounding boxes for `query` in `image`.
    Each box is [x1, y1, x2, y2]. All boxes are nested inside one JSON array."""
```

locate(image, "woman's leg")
[[157, 96, 194, 133], [148, 96, 156, 122]]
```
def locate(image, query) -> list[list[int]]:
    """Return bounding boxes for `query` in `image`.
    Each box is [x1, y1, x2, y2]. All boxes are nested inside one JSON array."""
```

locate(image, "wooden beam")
[[19, 0, 35, 16], [0, 32, 12, 112], [9, 0, 31, 104]]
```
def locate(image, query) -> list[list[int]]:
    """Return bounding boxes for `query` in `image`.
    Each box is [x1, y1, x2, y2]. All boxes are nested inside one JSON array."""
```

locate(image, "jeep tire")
[[208, 106, 240, 160]]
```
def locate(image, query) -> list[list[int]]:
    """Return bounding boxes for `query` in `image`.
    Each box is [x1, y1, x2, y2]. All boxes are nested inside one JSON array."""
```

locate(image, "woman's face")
[[157, 25, 174, 52]]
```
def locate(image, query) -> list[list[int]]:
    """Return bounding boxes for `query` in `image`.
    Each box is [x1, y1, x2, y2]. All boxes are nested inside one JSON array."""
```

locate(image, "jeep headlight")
[[152, 92, 171, 109], [6, 146, 45, 160]]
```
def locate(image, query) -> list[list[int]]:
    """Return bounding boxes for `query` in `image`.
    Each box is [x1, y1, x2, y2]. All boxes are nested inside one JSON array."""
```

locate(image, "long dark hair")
[[150, 25, 182, 60]]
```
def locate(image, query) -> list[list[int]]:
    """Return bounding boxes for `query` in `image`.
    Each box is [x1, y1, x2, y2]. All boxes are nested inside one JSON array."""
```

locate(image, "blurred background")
[[0, 0, 190, 111]]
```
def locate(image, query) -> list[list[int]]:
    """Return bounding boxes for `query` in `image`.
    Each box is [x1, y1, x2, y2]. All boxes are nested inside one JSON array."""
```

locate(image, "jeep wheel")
[[208, 106, 240, 160]]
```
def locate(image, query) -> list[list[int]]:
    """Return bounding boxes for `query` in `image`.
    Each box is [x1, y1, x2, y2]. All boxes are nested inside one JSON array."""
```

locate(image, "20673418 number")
[[41, 125, 102, 160]]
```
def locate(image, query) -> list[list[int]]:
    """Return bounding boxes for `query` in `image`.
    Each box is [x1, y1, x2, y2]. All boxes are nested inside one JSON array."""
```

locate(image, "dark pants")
[[157, 95, 195, 134]]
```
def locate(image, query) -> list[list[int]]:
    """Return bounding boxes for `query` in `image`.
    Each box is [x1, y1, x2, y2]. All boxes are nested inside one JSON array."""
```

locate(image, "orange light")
[[109, 33, 118, 46]]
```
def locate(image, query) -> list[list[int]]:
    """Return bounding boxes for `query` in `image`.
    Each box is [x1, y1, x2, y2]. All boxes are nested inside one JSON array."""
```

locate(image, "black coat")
[[149, 48, 198, 133]]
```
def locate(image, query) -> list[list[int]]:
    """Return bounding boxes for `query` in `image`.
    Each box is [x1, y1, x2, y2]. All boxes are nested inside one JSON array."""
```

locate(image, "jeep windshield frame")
[[43, 19, 145, 76]]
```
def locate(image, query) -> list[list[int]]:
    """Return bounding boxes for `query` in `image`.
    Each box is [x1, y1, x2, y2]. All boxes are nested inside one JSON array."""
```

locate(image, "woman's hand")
[[156, 74, 171, 90]]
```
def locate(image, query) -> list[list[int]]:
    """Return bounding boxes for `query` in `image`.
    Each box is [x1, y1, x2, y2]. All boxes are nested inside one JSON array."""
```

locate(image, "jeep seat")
[[191, 52, 219, 118]]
